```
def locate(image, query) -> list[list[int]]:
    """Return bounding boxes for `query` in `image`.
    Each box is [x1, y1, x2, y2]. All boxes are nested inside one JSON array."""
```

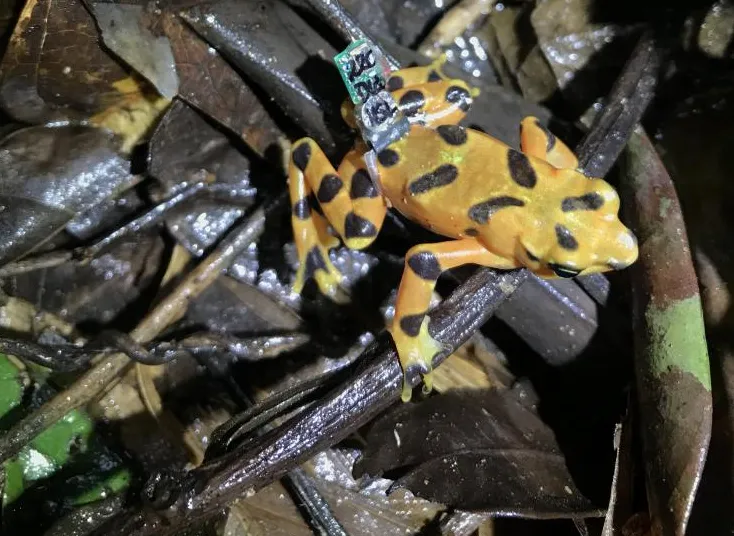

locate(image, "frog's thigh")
[[390, 238, 516, 402], [289, 139, 342, 299], [519, 116, 579, 170], [289, 139, 387, 299], [334, 150, 388, 250]]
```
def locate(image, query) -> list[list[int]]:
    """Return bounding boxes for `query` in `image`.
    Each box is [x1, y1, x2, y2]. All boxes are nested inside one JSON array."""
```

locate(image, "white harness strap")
[[362, 149, 385, 198]]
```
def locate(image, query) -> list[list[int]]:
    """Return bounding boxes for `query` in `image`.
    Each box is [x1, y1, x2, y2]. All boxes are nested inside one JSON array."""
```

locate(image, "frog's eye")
[[548, 263, 581, 278]]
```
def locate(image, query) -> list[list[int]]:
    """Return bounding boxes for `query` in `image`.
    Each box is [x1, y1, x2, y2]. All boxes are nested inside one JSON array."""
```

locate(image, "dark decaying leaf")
[[354, 389, 607, 517], [149, 100, 256, 256], [88, 2, 179, 99], [5, 230, 165, 326], [160, 12, 281, 157], [530, 0, 642, 119], [178, 275, 302, 336], [0, 0, 147, 123], [182, 0, 349, 156], [0, 125, 136, 266], [655, 105, 734, 534], [494, 275, 627, 367], [65, 188, 147, 242], [622, 131, 712, 536]]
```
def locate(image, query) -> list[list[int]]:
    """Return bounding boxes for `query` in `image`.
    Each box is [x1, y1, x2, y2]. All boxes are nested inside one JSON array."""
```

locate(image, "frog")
[[287, 57, 639, 402]]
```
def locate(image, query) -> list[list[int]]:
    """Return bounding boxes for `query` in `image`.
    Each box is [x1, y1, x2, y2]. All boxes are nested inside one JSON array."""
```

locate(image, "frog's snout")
[[606, 227, 639, 270]]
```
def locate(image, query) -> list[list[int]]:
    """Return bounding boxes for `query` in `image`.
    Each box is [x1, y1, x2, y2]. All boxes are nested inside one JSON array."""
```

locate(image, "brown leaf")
[[89, 3, 179, 99], [0, 125, 137, 265], [181, 0, 349, 156], [354, 388, 608, 517], [622, 131, 712, 536], [161, 12, 281, 157], [1, 0, 151, 123]]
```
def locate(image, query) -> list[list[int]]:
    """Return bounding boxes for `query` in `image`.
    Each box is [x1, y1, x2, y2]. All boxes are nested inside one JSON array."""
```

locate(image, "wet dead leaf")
[[161, 11, 281, 157], [355, 389, 607, 517], [0, 0, 161, 125], [622, 131, 712, 536], [89, 2, 179, 99], [0, 125, 137, 266], [149, 100, 256, 257], [5, 230, 165, 326], [181, 0, 348, 156]]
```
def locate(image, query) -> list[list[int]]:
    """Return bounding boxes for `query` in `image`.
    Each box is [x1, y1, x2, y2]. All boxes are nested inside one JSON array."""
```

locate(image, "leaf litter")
[[0, 0, 727, 535]]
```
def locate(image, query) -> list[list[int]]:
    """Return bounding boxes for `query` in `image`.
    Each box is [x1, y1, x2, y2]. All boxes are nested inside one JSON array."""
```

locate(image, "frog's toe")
[[400, 358, 434, 402], [294, 245, 347, 303], [391, 315, 447, 402]]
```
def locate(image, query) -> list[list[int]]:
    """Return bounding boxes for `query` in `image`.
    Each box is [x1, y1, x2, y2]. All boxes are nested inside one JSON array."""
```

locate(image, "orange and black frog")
[[286, 57, 639, 401]]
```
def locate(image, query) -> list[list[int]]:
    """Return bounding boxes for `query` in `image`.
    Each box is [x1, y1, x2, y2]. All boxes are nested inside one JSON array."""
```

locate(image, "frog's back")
[[376, 124, 555, 240]]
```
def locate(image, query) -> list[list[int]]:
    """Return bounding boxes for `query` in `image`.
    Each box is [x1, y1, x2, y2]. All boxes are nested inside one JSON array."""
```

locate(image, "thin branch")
[[0, 196, 285, 464]]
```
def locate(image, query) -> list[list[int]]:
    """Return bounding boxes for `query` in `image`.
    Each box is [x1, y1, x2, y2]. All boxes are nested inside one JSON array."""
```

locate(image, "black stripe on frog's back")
[[561, 193, 604, 212], [468, 196, 525, 224], [507, 149, 537, 189], [378, 148, 400, 167], [386, 76, 404, 91], [436, 125, 467, 146], [399, 90, 426, 117], [408, 164, 459, 195], [445, 85, 471, 112]]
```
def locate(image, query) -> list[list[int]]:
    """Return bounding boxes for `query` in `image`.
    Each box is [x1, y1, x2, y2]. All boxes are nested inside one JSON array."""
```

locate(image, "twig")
[[302, 0, 400, 69], [0, 196, 285, 464], [0, 338, 100, 372], [285, 467, 350, 536], [575, 31, 660, 178], [0, 180, 256, 278], [0, 251, 73, 278]]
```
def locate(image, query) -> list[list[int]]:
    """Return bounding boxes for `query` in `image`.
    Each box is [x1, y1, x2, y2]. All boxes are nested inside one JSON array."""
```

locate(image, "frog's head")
[[517, 176, 638, 278]]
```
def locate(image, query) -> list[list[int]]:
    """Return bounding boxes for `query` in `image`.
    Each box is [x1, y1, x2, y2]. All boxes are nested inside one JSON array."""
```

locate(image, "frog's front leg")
[[390, 239, 518, 402], [288, 139, 387, 300], [519, 116, 579, 170]]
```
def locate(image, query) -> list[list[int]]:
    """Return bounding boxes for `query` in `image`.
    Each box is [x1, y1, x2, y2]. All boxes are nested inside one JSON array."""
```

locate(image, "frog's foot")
[[390, 314, 447, 402], [292, 236, 347, 304]]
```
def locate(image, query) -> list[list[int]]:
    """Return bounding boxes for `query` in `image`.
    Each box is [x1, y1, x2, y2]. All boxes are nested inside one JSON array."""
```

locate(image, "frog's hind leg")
[[519, 116, 579, 170], [289, 139, 387, 300], [385, 54, 450, 90], [385, 56, 479, 128], [390, 239, 517, 402], [340, 57, 458, 130], [391, 79, 478, 127]]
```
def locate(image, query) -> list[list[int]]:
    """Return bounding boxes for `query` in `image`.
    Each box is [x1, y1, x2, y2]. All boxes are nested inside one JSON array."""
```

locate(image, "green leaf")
[[0, 354, 130, 509], [0, 355, 22, 417], [30, 409, 93, 467]]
